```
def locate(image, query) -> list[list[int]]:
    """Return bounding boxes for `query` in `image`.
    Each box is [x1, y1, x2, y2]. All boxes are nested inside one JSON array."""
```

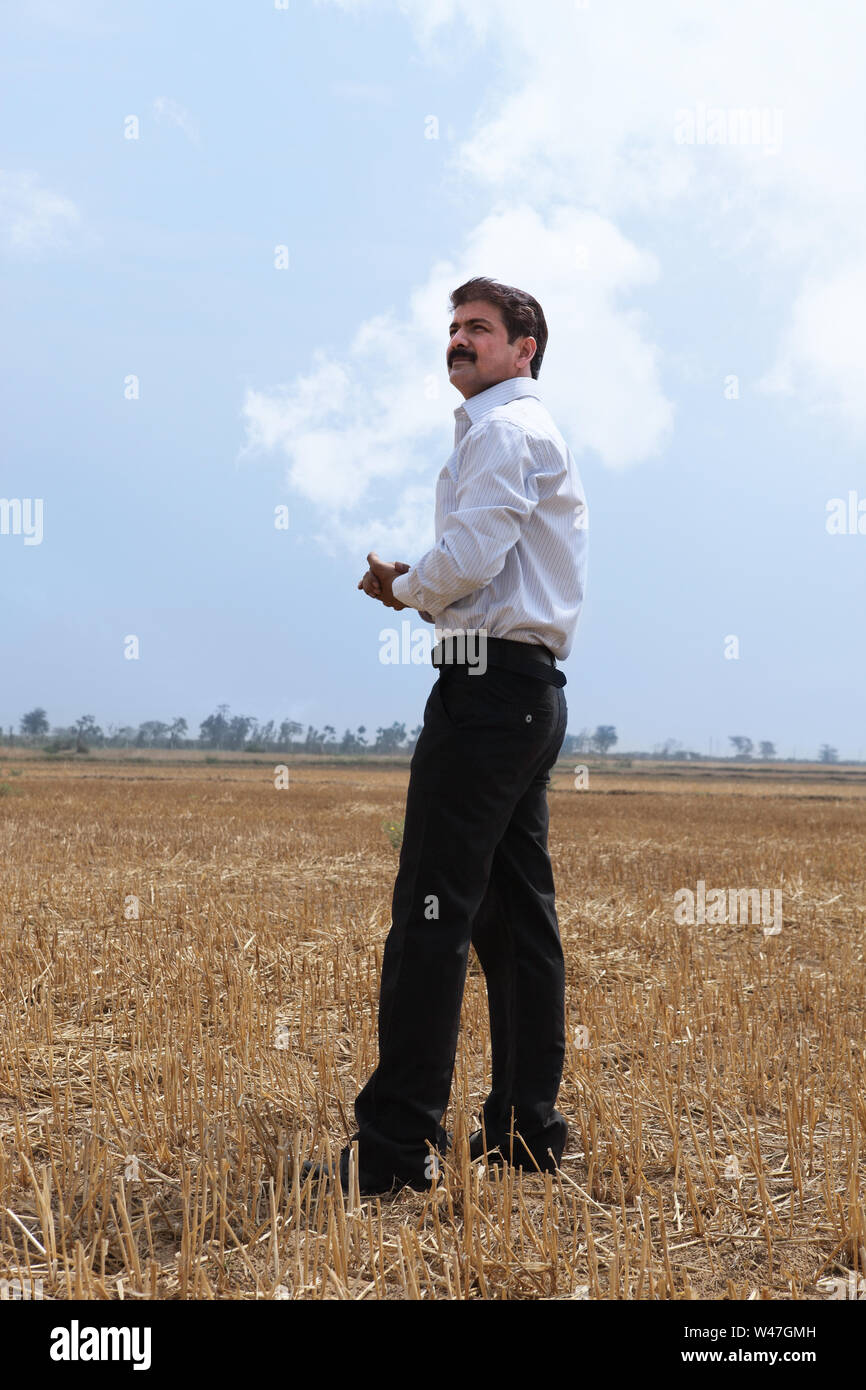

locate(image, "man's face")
[[446, 299, 536, 399]]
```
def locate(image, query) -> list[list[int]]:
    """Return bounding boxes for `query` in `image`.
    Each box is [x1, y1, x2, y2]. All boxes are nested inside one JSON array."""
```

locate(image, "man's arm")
[[391, 418, 539, 616]]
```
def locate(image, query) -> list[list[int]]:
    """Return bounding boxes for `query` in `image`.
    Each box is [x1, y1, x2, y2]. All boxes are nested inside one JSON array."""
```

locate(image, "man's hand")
[[358, 554, 410, 609]]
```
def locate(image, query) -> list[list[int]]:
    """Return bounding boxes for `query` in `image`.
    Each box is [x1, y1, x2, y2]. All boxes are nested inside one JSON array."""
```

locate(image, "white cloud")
[[322, 0, 866, 433], [153, 97, 200, 144], [372, 0, 865, 234], [240, 203, 673, 555], [0, 170, 81, 254], [246, 0, 865, 565], [757, 261, 866, 434], [239, 316, 445, 516], [312, 483, 438, 563]]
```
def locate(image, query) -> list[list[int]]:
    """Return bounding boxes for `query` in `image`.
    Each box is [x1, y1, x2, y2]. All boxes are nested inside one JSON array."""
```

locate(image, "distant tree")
[[136, 720, 169, 748], [44, 726, 77, 752], [75, 714, 103, 752], [819, 744, 839, 763], [729, 736, 753, 759], [20, 708, 49, 737], [591, 725, 618, 755], [225, 715, 253, 750], [278, 719, 303, 751], [407, 724, 423, 752], [758, 741, 776, 760], [244, 719, 275, 753], [375, 722, 407, 753], [304, 725, 323, 754], [656, 738, 681, 758], [355, 725, 368, 749], [200, 705, 231, 749], [169, 717, 188, 749]]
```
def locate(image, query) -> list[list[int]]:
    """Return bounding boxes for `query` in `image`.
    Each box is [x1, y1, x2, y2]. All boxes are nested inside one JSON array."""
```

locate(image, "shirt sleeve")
[[390, 419, 538, 616]]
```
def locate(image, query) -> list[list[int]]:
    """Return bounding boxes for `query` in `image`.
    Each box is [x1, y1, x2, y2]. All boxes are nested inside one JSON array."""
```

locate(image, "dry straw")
[[0, 751, 864, 1299]]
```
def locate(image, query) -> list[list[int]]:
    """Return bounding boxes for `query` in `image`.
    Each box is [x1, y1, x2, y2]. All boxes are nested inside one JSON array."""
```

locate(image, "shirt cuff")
[[391, 571, 421, 607]]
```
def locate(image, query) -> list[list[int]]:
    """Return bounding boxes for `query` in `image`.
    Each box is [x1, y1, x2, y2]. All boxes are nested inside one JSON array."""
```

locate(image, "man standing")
[[304, 276, 588, 1196]]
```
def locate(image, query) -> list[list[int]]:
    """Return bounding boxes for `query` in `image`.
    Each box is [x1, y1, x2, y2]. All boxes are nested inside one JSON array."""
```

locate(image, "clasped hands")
[[358, 552, 433, 622]]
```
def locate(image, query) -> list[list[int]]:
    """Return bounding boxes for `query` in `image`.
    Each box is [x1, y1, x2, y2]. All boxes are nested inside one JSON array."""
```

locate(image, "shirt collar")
[[453, 375, 542, 430]]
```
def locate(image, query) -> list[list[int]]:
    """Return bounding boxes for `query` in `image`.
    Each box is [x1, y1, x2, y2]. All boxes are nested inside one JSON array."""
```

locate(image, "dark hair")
[[448, 276, 548, 378]]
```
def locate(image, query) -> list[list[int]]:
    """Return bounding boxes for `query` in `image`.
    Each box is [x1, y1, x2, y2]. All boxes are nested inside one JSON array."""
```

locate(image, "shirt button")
[[525, 714, 532, 723]]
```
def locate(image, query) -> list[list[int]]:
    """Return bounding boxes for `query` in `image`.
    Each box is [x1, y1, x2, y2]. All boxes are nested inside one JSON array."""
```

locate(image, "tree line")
[[13, 708, 623, 758], [16, 707, 420, 755], [9, 710, 843, 761], [727, 736, 839, 763]]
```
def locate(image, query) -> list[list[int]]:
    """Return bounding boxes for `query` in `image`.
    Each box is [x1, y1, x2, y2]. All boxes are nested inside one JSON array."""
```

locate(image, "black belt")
[[431, 634, 566, 688]]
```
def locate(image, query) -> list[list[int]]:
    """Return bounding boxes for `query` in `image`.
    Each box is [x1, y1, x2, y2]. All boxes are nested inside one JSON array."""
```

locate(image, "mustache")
[[449, 351, 475, 364]]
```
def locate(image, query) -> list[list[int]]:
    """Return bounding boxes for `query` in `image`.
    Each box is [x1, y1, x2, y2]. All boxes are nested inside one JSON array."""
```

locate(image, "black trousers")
[[339, 658, 569, 1190]]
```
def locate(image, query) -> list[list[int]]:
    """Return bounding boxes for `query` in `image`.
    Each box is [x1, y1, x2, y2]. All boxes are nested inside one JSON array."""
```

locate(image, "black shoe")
[[444, 1127, 505, 1164], [300, 1159, 346, 1193], [299, 1156, 418, 1198], [468, 1129, 506, 1165], [468, 1129, 564, 1173]]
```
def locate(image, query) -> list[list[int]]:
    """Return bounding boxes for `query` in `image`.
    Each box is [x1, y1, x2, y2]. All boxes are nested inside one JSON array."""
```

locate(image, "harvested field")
[[1, 752, 864, 1300]]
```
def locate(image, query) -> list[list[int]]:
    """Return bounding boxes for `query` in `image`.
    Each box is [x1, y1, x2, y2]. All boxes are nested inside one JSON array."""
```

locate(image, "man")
[[304, 276, 588, 1196]]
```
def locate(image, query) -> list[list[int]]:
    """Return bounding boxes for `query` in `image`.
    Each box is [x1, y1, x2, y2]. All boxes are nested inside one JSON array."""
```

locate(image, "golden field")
[[0, 749, 864, 1300]]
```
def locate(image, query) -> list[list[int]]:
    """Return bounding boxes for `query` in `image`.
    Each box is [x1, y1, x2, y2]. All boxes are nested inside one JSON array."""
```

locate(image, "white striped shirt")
[[391, 375, 588, 661]]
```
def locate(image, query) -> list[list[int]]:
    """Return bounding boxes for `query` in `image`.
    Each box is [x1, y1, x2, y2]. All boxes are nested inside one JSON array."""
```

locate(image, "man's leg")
[[343, 667, 562, 1191], [470, 691, 568, 1170]]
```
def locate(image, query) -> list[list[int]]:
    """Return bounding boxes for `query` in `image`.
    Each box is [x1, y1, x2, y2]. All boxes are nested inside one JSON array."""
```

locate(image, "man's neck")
[[458, 370, 533, 401]]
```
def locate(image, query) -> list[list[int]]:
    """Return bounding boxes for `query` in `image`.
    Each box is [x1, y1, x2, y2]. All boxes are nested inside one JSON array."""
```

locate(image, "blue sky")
[[2, 0, 864, 758]]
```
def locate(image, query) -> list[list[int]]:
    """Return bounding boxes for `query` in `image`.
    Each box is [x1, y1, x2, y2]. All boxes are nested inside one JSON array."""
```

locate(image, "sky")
[[2, 0, 865, 759]]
